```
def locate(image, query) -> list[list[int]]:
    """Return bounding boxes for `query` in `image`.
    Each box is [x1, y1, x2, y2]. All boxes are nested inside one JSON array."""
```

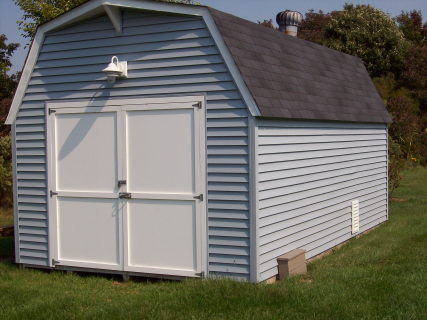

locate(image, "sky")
[[1, 0, 427, 75]]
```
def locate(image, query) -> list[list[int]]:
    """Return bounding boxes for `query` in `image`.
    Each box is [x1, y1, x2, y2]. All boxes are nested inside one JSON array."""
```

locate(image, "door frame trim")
[[46, 95, 207, 277]]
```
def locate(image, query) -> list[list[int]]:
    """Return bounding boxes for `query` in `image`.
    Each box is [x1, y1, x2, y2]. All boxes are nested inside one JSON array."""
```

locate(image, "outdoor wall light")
[[102, 56, 128, 83]]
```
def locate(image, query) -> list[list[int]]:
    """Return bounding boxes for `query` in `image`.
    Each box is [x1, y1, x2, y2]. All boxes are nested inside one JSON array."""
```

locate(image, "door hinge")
[[193, 194, 203, 201], [118, 180, 127, 187], [195, 271, 204, 278], [49, 108, 56, 115], [52, 259, 60, 266], [119, 192, 132, 199], [193, 102, 202, 109], [50, 190, 58, 197]]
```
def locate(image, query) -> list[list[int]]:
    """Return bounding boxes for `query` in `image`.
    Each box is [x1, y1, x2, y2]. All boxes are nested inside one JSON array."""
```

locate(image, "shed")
[[6, 0, 391, 282]]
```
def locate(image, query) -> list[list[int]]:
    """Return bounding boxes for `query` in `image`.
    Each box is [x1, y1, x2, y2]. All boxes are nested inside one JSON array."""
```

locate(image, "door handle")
[[119, 193, 132, 199]]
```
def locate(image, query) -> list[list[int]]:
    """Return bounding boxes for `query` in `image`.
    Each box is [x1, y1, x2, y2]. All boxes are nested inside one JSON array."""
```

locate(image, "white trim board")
[[6, 0, 261, 125], [103, 4, 122, 34], [248, 115, 260, 282]]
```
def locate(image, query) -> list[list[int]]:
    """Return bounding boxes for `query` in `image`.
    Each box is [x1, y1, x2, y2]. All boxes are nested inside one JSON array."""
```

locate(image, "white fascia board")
[[5, 0, 104, 125], [5, 28, 44, 125], [201, 10, 261, 116], [6, 0, 260, 124]]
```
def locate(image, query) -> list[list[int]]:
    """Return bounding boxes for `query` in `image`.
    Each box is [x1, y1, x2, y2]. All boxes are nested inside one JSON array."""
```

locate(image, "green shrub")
[[388, 135, 405, 197], [0, 133, 12, 207]]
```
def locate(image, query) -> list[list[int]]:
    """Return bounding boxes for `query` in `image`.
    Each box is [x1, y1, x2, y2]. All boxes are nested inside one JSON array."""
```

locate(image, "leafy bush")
[[388, 135, 405, 197], [414, 130, 427, 166], [387, 97, 420, 158], [0, 133, 12, 207], [398, 45, 427, 112]]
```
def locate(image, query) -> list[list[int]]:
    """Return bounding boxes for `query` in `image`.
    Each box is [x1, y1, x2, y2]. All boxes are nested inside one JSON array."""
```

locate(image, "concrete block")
[[277, 249, 306, 279]]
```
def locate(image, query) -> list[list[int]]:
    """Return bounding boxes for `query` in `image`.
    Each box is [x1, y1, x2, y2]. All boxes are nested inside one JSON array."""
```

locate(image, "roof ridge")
[[208, 7, 362, 63]]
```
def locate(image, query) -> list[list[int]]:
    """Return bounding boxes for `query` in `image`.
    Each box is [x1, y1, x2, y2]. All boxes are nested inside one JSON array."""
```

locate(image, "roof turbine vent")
[[276, 10, 303, 36]]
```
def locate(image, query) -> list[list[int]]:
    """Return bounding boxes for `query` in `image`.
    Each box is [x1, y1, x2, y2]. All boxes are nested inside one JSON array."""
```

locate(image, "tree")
[[398, 45, 427, 114], [297, 9, 334, 45], [257, 19, 277, 30], [394, 11, 427, 115], [0, 35, 19, 73], [324, 4, 409, 78], [15, 0, 87, 40], [0, 134, 13, 207], [0, 35, 18, 207], [15, 0, 201, 40], [0, 35, 20, 136], [387, 96, 420, 159], [373, 73, 420, 158], [260, 5, 409, 79], [395, 10, 427, 46]]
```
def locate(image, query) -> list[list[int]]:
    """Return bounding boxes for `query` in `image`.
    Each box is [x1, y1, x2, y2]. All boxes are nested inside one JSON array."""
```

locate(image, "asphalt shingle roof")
[[208, 7, 392, 123]]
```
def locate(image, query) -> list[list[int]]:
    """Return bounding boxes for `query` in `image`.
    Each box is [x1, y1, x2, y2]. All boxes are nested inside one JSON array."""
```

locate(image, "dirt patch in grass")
[[390, 197, 407, 202]]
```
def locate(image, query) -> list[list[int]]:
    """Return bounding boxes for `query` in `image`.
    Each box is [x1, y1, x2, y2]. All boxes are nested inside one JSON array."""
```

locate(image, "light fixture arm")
[[111, 56, 119, 68]]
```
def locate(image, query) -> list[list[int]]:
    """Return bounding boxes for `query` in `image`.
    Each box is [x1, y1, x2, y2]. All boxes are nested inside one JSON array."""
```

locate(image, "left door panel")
[[49, 107, 123, 270]]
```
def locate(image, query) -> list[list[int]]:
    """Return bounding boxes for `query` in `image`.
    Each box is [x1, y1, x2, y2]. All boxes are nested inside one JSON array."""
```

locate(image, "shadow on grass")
[[0, 238, 175, 285], [0, 236, 14, 261]]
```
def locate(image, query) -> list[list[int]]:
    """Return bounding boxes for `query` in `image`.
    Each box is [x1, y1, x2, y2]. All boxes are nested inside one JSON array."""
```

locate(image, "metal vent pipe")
[[276, 10, 303, 36]]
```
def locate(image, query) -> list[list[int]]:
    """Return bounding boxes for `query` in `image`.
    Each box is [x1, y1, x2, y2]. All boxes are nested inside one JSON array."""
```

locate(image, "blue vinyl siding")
[[14, 11, 250, 280], [257, 119, 388, 281]]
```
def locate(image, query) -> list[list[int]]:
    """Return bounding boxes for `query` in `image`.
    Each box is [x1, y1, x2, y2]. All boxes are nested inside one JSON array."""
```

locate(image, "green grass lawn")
[[0, 168, 426, 319]]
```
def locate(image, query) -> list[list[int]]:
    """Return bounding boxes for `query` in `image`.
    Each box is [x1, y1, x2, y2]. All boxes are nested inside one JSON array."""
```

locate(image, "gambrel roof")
[[6, 0, 391, 124]]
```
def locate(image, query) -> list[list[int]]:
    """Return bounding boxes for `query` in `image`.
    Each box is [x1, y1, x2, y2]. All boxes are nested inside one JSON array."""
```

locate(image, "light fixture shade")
[[102, 62, 122, 76], [102, 56, 128, 83]]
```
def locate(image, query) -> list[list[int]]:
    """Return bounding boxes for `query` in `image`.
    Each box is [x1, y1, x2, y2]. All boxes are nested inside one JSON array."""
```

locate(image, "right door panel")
[[122, 103, 203, 277]]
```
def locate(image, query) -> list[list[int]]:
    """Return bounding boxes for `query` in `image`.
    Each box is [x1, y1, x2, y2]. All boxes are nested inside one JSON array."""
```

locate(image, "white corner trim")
[[248, 115, 260, 282], [11, 123, 20, 263], [103, 4, 122, 34], [6, 0, 261, 124]]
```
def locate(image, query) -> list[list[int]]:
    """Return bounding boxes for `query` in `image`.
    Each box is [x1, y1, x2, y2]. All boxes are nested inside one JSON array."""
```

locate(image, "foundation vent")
[[351, 200, 360, 234]]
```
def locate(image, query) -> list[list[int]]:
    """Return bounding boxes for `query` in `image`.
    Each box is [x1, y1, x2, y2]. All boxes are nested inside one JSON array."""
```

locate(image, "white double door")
[[48, 99, 205, 277]]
